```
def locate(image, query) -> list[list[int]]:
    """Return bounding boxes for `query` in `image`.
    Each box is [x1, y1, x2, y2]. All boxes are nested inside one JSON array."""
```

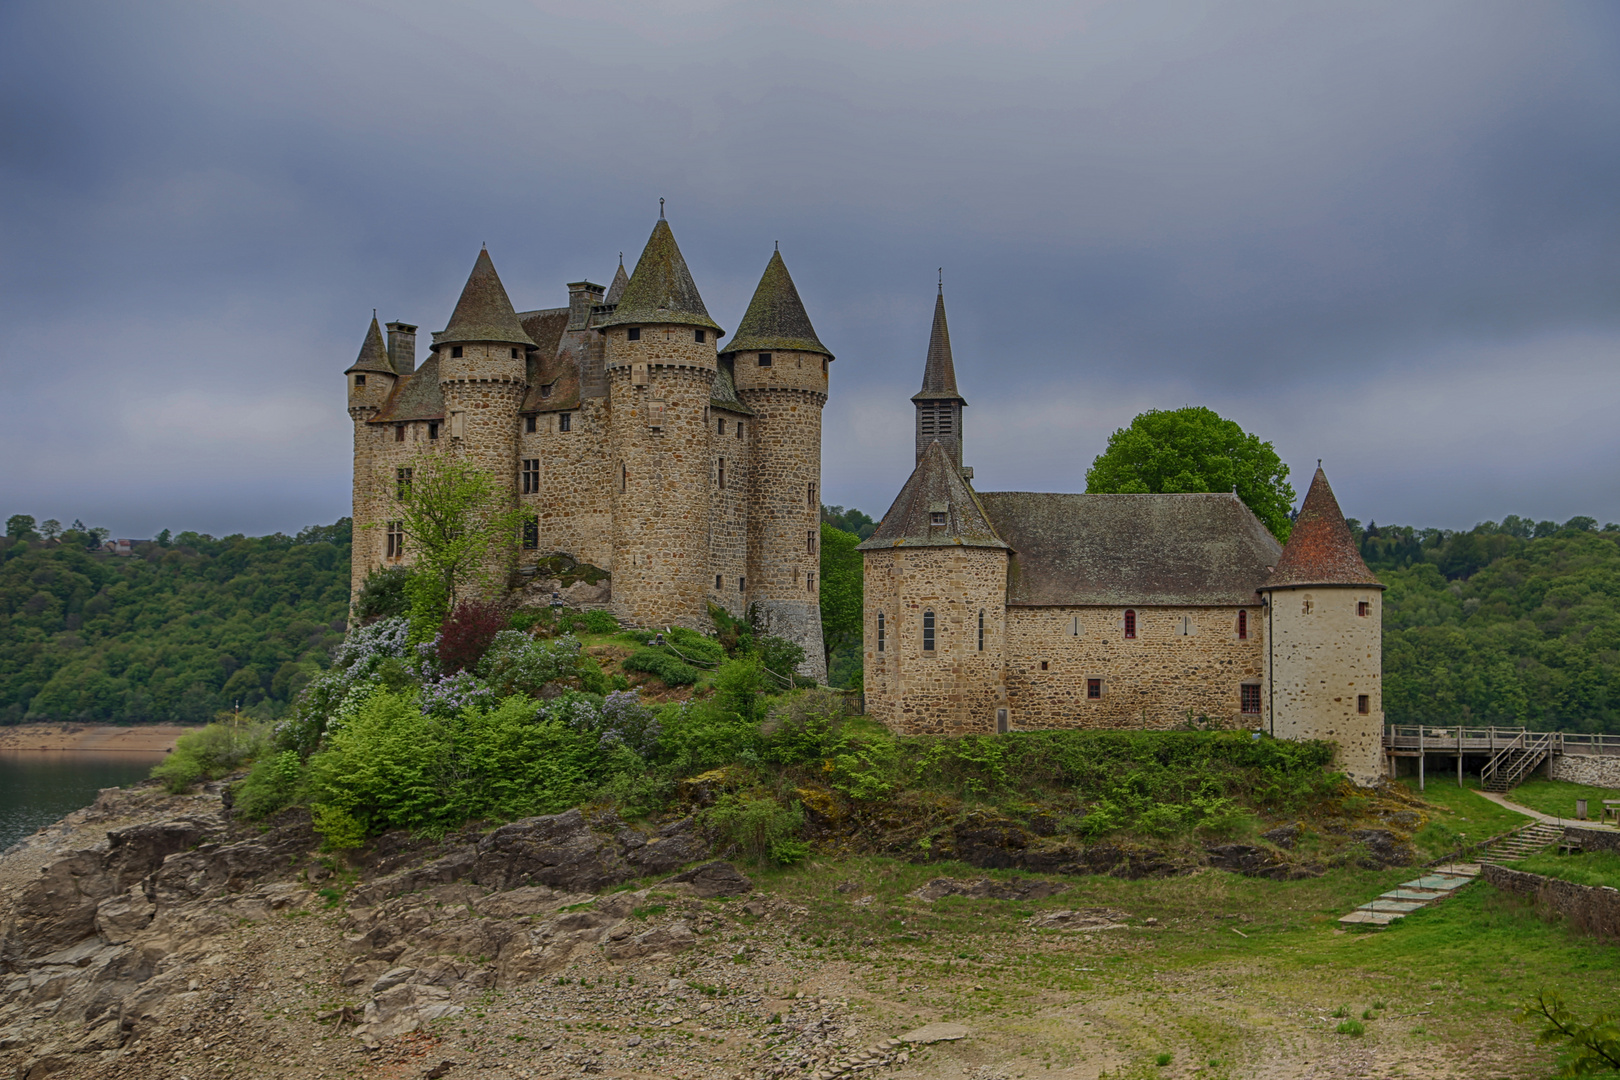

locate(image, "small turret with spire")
[[913, 276, 967, 471]]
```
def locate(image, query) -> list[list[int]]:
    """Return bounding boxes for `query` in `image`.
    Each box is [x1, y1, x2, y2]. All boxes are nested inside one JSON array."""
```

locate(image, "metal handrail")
[[1480, 730, 1528, 788]]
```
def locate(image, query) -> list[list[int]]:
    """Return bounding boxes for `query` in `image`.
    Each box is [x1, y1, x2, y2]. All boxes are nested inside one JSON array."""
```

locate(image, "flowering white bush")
[[478, 631, 582, 697], [332, 616, 410, 679]]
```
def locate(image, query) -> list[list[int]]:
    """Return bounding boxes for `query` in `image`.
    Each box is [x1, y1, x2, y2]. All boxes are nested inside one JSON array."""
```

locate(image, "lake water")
[[0, 752, 166, 852]]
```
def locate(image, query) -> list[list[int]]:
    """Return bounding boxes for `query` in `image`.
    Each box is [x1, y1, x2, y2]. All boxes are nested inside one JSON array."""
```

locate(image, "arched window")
[[877, 612, 885, 653], [1124, 609, 1136, 639], [978, 609, 985, 651], [1237, 610, 1248, 640], [923, 609, 935, 652]]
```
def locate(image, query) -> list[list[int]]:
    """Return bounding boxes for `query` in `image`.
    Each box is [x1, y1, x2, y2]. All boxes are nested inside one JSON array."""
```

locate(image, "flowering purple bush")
[[419, 669, 496, 717], [478, 631, 582, 697], [549, 689, 660, 757], [332, 616, 410, 679]]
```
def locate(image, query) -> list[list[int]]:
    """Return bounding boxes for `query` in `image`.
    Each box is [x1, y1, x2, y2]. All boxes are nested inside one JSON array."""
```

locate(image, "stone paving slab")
[[1339, 910, 1402, 925], [1341, 864, 1480, 926]]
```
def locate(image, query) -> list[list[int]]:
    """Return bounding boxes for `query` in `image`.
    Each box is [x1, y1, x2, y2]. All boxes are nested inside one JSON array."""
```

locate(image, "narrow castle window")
[[451, 346, 463, 358], [522, 458, 540, 495], [877, 612, 885, 652], [823, 358, 828, 376], [739, 576, 745, 591], [807, 529, 816, 554], [1303, 595, 1314, 615], [1124, 609, 1136, 639], [627, 328, 641, 341], [736, 422, 744, 439], [695, 329, 706, 343], [1358, 601, 1370, 617], [395, 467, 412, 501], [717, 419, 726, 435], [354, 374, 366, 386], [1242, 684, 1261, 714], [1087, 678, 1102, 700], [394, 425, 405, 442], [978, 609, 985, 651], [526, 415, 537, 433], [758, 352, 772, 367], [1070, 615, 1081, 636], [521, 516, 539, 550], [1040, 660, 1049, 671], [718, 459, 725, 490], [559, 413, 571, 432], [716, 574, 723, 590], [1357, 694, 1370, 714], [428, 422, 439, 440], [620, 463, 627, 492], [510, 348, 519, 358], [807, 571, 815, 593], [922, 609, 935, 651], [386, 521, 403, 559], [1178, 615, 1194, 636], [808, 482, 817, 509], [1237, 610, 1248, 640]]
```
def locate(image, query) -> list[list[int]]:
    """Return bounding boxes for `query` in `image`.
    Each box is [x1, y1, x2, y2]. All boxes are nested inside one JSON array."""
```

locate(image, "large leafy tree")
[[818, 522, 863, 675], [1085, 406, 1295, 541]]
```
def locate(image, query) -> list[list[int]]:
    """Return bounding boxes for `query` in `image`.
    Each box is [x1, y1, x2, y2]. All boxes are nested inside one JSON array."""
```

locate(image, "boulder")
[[94, 887, 156, 944], [658, 861, 752, 898], [472, 809, 626, 892], [604, 921, 696, 960]]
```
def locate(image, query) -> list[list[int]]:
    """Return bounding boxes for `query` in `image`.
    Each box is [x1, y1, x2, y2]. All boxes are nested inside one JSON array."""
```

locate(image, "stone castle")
[[858, 291, 1387, 784], [346, 217, 831, 678]]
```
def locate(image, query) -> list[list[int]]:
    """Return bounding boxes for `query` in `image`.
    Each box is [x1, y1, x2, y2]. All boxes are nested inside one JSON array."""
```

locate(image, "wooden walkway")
[[1384, 726, 1620, 791]]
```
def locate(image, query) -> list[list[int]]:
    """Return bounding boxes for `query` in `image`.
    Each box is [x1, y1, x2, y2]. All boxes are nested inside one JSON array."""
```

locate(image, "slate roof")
[[517, 309, 577, 413], [709, 362, 754, 416], [723, 251, 832, 358], [596, 220, 723, 334], [371, 353, 444, 423], [976, 492, 1283, 606], [912, 291, 965, 403], [604, 262, 630, 305], [436, 249, 537, 349], [857, 441, 1009, 551], [1261, 468, 1384, 590], [345, 317, 396, 375]]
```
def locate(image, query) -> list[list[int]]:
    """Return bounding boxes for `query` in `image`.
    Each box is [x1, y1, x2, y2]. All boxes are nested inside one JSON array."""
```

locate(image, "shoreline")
[[0, 723, 192, 753]]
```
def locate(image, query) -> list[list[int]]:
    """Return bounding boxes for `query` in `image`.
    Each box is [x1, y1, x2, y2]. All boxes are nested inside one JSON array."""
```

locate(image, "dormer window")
[[758, 352, 772, 367], [930, 511, 946, 526], [540, 382, 554, 399], [354, 374, 366, 386], [394, 425, 405, 443], [695, 329, 706, 343], [428, 421, 439, 440], [627, 328, 641, 341], [451, 346, 463, 358]]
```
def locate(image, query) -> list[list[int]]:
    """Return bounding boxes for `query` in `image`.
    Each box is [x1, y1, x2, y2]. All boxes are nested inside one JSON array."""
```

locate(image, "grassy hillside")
[[0, 522, 350, 725]]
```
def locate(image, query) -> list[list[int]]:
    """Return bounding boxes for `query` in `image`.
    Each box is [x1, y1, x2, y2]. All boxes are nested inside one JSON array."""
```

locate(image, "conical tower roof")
[[604, 259, 630, 306], [596, 219, 722, 333], [857, 440, 1008, 551], [437, 249, 536, 350], [345, 316, 396, 375], [1262, 467, 1383, 590], [912, 290, 964, 402], [723, 250, 831, 358]]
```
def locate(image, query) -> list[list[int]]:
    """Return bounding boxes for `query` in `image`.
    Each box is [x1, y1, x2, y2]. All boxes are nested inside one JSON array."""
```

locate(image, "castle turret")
[[434, 249, 535, 583], [597, 218, 723, 630], [727, 249, 832, 679], [346, 316, 399, 599], [912, 288, 967, 472], [858, 440, 1010, 734], [1259, 467, 1386, 785]]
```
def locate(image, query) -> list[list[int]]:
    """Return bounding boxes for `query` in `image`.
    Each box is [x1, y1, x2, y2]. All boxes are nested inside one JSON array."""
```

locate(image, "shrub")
[[755, 635, 806, 679], [706, 794, 805, 864], [666, 627, 725, 666], [622, 648, 700, 687], [151, 722, 268, 793], [656, 698, 762, 771], [234, 749, 305, 818], [551, 689, 661, 757], [479, 631, 583, 697], [1335, 1020, 1365, 1037], [353, 566, 411, 623], [438, 600, 507, 673], [714, 656, 770, 724], [508, 608, 552, 633], [332, 616, 412, 680], [562, 609, 620, 635]]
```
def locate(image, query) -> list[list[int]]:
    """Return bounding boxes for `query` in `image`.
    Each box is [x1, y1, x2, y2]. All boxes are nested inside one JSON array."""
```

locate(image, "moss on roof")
[[857, 441, 1008, 551], [911, 291, 965, 403], [437, 249, 537, 349], [518, 309, 582, 414], [345, 317, 396, 375], [722, 251, 831, 359], [595, 220, 722, 334], [709, 362, 754, 416], [371, 353, 444, 423], [604, 262, 630, 305]]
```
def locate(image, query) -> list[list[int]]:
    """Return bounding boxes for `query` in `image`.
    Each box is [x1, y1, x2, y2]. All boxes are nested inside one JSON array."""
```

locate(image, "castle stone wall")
[[520, 397, 613, 572], [1003, 606, 1265, 730], [1549, 753, 1620, 788], [1264, 586, 1383, 785], [707, 406, 751, 620]]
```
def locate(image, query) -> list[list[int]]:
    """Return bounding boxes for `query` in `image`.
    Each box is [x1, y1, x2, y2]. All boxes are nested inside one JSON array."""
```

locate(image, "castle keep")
[[859, 293, 1386, 784], [346, 219, 831, 677]]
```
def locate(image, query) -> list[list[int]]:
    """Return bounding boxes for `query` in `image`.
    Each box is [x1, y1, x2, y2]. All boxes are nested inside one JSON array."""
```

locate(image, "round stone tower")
[[597, 218, 723, 630], [1259, 466, 1386, 786], [345, 316, 400, 598], [726, 249, 833, 680]]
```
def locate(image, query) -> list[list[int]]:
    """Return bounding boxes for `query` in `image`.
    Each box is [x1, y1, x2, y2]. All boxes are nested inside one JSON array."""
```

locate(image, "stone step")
[[1339, 864, 1478, 926]]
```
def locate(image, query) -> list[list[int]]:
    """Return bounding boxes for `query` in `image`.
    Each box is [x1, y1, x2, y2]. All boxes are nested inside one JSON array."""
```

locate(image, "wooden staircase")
[[1480, 731, 1554, 792], [1479, 821, 1563, 864]]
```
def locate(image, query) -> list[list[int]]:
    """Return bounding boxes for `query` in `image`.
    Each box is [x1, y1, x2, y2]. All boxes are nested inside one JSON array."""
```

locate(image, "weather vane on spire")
[[659, 197, 665, 220], [938, 267, 943, 294]]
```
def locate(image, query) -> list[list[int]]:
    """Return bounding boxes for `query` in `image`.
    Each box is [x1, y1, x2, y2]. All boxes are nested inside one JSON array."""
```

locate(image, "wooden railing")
[[1383, 726, 1620, 757]]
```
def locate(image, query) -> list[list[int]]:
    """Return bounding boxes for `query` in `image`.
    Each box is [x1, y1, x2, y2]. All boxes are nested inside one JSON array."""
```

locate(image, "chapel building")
[[345, 218, 832, 678], [858, 292, 1387, 784]]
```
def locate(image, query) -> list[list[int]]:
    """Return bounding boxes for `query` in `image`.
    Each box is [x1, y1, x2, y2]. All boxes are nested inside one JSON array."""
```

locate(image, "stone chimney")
[[386, 322, 418, 376], [566, 282, 606, 332]]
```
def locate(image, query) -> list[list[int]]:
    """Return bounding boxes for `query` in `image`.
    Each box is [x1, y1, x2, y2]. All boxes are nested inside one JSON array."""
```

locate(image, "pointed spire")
[[437, 248, 536, 349], [345, 315, 395, 375], [604, 258, 630, 306], [723, 250, 832, 358], [596, 219, 722, 333], [1262, 468, 1383, 589], [857, 440, 1007, 551], [911, 290, 964, 402]]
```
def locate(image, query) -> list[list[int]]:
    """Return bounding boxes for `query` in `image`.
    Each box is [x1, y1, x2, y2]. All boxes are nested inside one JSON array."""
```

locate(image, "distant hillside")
[[0, 522, 350, 725], [1358, 517, 1620, 732]]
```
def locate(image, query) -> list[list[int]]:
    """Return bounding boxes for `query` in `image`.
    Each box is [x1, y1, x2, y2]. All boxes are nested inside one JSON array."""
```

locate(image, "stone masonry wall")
[[519, 397, 613, 572], [1482, 863, 1620, 940], [1003, 605, 1265, 730], [440, 344, 526, 592], [1549, 753, 1620, 788], [1265, 586, 1384, 786], [707, 406, 751, 621], [863, 546, 1007, 736]]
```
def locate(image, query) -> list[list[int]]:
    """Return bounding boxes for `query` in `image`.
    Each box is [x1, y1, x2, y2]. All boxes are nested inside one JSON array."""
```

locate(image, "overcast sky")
[[4, 0, 1620, 538]]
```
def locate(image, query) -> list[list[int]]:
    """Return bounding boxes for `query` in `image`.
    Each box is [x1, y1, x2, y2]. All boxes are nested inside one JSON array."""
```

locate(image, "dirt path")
[[0, 724, 191, 753]]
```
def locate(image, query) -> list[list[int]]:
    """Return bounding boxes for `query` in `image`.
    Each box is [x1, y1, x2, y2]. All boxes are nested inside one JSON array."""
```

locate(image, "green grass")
[[1394, 777, 1532, 853], [1514, 849, 1620, 889], [1509, 778, 1620, 822]]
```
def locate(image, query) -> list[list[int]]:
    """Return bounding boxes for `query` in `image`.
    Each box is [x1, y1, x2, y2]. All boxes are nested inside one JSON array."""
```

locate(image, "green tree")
[[386, 452, 526, 641], [5, 515, 37, 540], [821, 504, 877, 540], [38, 520, 61, 541], [1085, 406, 1295, 541], [818, 522, 863, 674]]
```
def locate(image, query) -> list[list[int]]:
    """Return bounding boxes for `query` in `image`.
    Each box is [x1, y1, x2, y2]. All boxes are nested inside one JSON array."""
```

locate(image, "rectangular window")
[[428, 421, 439, 440], [739, 576, 745, 591], [395, 467, 412, 501], [695, 329, 706, 343], [394, 424, 405, 442], [1357, 694, 1370, 714], [449, 411, 465, 439], [930, 511, 946, 526], [1040, 660, 1049, 671], [1358, 601, 1370, 617], [354, 374, 366, 386], [717, 419, 726, 435], [627, 327, 641, 341], [1242, 684, 1261, 715], [559, 412, 571, 432], [521, 516, 539, 550], [647, 400, 665, 429], [758, 352, 772, 367], [716, 574, 723, 590], [386, 521, 403, 559], [922, 609, 935, 651], [807, 529, 816, 554], [522, 458, 540, 494], [808, 482, 817, 509], [510, 348, 520, 359], [736, 422, 744, 439], [996, 708, 1009, 734], [1237, 610, 1248, 640], [1087, 678, 1102, 700], [526, 415, 537, 433], [1124, 609, 1136, 639], [718, 458, 725, 490], [451, 346, 463, 358], [978, 609, 984, 651], [877, 612, 885, 652], [807, 571, 815, 593]]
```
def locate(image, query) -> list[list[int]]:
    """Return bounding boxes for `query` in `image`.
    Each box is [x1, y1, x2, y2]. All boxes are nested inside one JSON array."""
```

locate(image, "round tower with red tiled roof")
[[1259, 466, 1386, 785]]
